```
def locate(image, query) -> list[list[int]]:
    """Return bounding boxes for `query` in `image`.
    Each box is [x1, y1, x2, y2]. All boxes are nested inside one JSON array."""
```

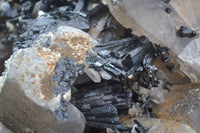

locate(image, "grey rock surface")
[[0, 122, 13, 133]]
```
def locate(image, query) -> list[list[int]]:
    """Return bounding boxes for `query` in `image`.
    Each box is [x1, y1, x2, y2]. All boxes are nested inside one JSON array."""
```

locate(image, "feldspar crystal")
[[103, 0, 200, 82], [0, 47, 85, 133], [153, 84, 200, 132], [122, 118, 197, 133], [33, 25, 95, 64], [0, 47, 61, 110], [0, 25, 98, 132]]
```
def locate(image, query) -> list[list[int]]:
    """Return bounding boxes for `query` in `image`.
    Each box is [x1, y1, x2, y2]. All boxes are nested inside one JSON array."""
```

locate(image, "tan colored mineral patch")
[[1, 26, 96, 112], [121, 118, 197, 133], [0, 47, 61, 111], [51, 33, 93, 64], [34, 26, 96, 64], [154, 84, 200, 132]]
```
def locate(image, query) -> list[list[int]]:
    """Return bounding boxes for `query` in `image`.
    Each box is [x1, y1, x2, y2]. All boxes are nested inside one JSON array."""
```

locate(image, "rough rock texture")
[[1, 47, 61, 111], [0, 47, 85, 133], [0, 25, 95, 132], [0, 122, 13, 133], [14, 14, 91, 52], [153, 84, 200, 132], [34, 25, 95, 64], [103, 0, 200, 82], [122, 118, 197, 133]]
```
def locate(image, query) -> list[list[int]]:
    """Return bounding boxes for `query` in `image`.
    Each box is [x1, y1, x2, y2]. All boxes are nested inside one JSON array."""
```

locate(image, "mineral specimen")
[[14, 14, 91, 52], [123, 118, 197, 133], [153, 84, 200, 132], [178, 26, 196, 38], [0, 47, 86, 133], [103, 0, 200, 82], [72, 81, 132, 132], [86, 36, 156, 80], [0, 24, 97, 132], [165, 8, 172, 14]]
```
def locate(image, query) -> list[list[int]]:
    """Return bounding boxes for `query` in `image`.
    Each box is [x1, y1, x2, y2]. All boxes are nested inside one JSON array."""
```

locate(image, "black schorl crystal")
[[134, 119, 148, 133], [12, 1, 89, 51], [163, 79, 172, 91], [122, 54, 134, 69], [13, 15, 58, 50], [72, 81, 132, 132], [86, 36, 156, 79], [139, 36, 149, 44], [52, 57, 84, 95], [52, 57, 84, 120], [165, 8, 172, 14], [178, 26, 196, 38], [88, 3, 107, 18], [55, 95, 68, 121], [0, 38, 13, 76], [160, 0, 171, 4], [166, 63, 175, 71], [86, 36, 165, 91], [161, 56, 170, 63]]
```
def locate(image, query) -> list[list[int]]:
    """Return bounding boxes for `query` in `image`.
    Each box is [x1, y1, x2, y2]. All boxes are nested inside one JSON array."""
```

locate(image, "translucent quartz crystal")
[[103, 0, 200, 82]]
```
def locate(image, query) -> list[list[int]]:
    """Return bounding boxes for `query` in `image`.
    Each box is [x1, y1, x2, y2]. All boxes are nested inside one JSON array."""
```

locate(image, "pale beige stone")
[[123, 118, 197, 133]]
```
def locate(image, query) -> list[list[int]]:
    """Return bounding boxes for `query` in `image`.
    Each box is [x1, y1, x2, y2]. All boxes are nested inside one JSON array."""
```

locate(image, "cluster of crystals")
[[72, 81, 132, 132], [52, 57, 84, 120]]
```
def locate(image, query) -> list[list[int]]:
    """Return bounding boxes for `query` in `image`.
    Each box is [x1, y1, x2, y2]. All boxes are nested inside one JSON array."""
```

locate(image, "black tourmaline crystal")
[[165, 8, 172, 14], [52, 57, 84, 95], [160, 0, 171, 3], [52, 57, 84, 120], [178, 26, 196, 38], [86, 36, 156, 80], [72, 81, 132, 132]]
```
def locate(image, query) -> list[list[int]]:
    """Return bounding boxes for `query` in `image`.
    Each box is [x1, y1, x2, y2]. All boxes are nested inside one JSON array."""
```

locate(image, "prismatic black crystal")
[[72, 81, 132, 132], [165, 8, 172, 14], [85, 36, 166, 90], [86, 36, 156, 80], [178, 26, 196, 38], [134, 119, 148, 133], [160, 0, 171, 4]]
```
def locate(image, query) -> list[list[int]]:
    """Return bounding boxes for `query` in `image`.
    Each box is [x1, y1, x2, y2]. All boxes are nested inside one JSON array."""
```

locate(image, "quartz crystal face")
[[104, 0, 200, 82]]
